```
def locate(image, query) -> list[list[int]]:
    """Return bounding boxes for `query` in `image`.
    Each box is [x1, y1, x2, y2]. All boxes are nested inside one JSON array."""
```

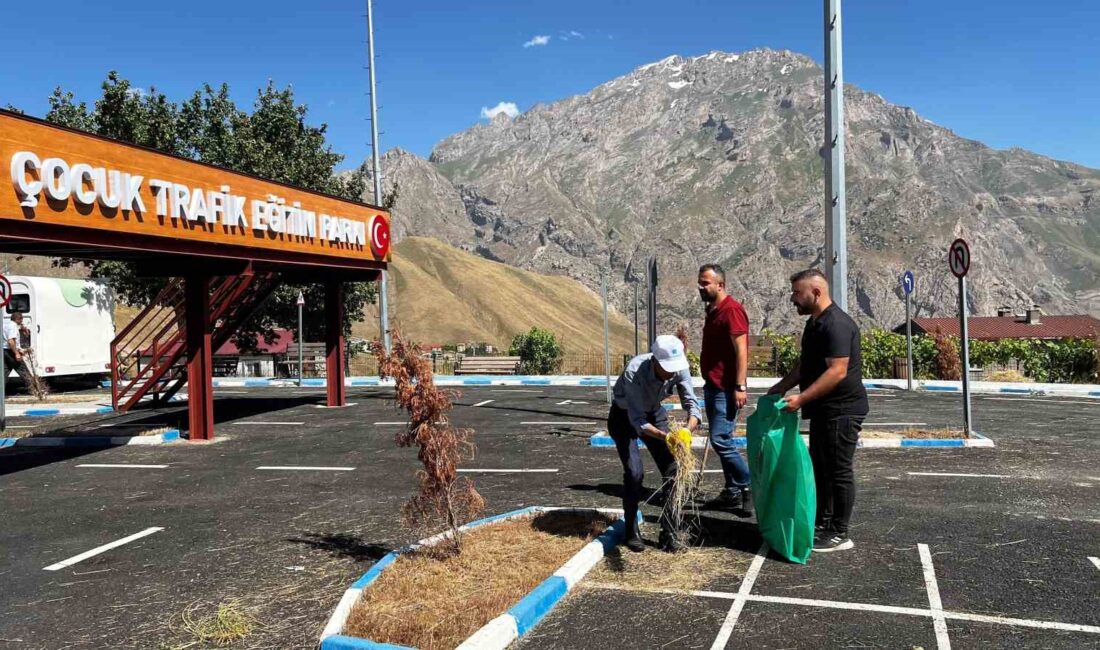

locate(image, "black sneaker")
[[737, 489, 754, 516], [624, 534, 646, 553], [658, 531, 688, 554], [813, 530, 854, 553], [704, 489, 743, 510]]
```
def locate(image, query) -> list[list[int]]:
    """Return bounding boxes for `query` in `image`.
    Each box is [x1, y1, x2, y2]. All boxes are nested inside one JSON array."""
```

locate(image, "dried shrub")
[[375, 330, 484, 554], [21, 349, 50, 401], [932, 327, 961, 381], [663, 429, 698, 537]]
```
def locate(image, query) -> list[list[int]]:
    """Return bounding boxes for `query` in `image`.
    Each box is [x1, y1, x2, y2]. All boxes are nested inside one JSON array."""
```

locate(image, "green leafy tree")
[[44, 72, 378, 345], [509, 328, 564, 375]]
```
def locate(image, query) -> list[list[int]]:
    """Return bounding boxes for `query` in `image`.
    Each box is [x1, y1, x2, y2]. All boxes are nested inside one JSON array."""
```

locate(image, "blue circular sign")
[[902, 271, 915, 296]]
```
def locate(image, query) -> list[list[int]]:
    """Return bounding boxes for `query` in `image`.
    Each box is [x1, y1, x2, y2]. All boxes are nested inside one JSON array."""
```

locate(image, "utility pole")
[[647, 257, 658, 349], [602, 273, 611, 404], [366, 0, 390, 352], [633, 282, 639, 356], [824, 0, 849, 312]]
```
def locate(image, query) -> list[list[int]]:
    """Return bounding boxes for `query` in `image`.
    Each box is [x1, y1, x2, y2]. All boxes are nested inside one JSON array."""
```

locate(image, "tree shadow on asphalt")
[[287, 532, 393, 562]]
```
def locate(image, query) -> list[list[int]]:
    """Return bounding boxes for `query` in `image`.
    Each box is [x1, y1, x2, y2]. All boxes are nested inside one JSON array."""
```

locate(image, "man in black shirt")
[[768, 269, 868, 553]]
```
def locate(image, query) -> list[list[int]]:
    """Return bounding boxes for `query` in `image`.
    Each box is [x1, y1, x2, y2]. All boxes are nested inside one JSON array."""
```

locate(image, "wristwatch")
[[734, 384, 748, 392]]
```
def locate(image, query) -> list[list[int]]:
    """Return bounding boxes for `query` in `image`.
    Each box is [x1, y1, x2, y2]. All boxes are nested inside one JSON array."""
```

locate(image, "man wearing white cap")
[[608, 334, 702, 553]]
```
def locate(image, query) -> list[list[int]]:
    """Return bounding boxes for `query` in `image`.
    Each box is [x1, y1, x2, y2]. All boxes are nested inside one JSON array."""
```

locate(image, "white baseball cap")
[[651, 335, 690, 374]]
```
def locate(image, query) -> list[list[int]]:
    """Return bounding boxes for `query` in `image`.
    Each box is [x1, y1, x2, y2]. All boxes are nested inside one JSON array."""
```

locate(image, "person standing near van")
[[3, 312, 35, 388]]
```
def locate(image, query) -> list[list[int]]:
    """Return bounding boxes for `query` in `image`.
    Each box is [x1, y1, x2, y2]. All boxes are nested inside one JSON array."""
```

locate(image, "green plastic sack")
[[746, 394, 816, 564]]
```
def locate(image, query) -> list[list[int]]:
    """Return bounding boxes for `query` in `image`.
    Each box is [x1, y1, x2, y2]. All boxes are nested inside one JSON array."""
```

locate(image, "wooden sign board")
[[0, 111, 389, 269]]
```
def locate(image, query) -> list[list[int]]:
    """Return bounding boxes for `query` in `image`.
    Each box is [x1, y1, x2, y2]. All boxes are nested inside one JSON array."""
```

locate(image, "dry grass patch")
[[588, 545, 751, 593], [861, 428, 967, 439], [170, 599, 259, 648], [344, 511, 612, 650]]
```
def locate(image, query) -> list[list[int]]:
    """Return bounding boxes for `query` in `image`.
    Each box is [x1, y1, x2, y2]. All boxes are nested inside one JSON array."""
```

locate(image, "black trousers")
[[607, 404, 678, 537], [3, 349, 34, 387], [808, 415, 863, 535]]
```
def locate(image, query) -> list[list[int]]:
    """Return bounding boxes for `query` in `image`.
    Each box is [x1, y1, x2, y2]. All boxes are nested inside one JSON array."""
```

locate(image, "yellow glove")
[[666, 428, 692, 450]]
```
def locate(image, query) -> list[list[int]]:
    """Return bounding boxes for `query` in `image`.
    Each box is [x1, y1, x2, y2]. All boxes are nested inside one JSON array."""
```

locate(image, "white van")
[[3, 276, 115, 382]]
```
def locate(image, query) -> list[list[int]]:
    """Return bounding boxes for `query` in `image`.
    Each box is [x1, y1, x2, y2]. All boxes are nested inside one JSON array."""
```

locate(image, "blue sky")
[[1, 0, 1097, 169]]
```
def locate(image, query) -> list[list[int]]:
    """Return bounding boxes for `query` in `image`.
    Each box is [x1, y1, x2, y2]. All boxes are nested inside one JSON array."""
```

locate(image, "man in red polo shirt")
[[698, 264, 753, 512]]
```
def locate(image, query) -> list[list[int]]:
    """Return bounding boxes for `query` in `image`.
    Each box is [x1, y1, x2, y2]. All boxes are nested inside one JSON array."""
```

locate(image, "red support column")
[[185, 275, 215, 440], [325, 279, 347, 407]]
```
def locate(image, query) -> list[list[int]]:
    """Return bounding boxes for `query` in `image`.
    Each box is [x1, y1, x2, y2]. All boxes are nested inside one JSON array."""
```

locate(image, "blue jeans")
[[704, 384, 752, 494]]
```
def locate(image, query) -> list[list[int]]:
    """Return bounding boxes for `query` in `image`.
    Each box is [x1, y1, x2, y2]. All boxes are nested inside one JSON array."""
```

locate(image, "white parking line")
[[520, 421, 598, 426], [44, 527, 164, 571], [709, 543, 768, 650], [374, 421, 407, 425], [983, 397, 1100, 405], [76, 464, 169, 469], [255, 466, 355, 471], [457, 468, 559, 473], [908, 472, 1025, 479], [919, 544, 952, 650], [865, 422, 927, 427], [472, 400, 494, 407], [557, 400, 590, 405], [1089, 557, 1100, 572], [233, 421, 304, 425], [585, 584, 1100, 635]]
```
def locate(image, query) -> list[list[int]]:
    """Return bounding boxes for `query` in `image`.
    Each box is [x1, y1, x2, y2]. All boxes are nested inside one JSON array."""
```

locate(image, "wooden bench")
[[455, 356, 521, 375], [748, 345, 775, 374], [278, 342, 328, 377]]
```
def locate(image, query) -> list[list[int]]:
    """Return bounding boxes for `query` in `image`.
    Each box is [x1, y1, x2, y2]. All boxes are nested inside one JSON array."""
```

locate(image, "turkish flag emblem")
[[369, 215, 391, 258]]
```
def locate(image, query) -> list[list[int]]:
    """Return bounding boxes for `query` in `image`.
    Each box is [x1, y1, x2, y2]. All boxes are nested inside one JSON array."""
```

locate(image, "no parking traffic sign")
[[949, 239, 971, 278], [0, 274, 12, 309]]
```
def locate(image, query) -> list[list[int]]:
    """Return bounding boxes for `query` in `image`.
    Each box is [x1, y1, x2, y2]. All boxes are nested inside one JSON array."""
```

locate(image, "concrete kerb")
[[0, 429, 181, 448], [589, 430, 995, 449], [318, 506, 634, 650], [100, 376, 1100, 398]]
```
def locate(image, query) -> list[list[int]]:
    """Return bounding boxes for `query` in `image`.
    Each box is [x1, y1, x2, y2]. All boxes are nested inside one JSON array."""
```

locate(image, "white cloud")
[[569, 30, 584, 38], [125, 87, 147, 98], [523, 35, 550, 48], [480, 101, 520, 120]]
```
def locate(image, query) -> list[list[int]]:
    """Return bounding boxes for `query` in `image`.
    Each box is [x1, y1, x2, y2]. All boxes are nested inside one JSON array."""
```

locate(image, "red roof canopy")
[[903, 316, 1100, 340]]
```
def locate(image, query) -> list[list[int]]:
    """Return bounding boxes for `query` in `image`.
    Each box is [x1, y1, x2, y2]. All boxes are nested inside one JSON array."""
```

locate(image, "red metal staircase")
[[110, 271, 280, 412]]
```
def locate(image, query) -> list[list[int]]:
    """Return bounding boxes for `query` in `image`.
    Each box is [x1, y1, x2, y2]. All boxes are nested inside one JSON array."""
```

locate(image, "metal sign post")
[[902, 271, 914, 391], [646, 257, 658, 349], [949, 239, 973, 435], [296, 290, 305, 388], [601, 273, 611, 404], [0, 273, 10, 432]]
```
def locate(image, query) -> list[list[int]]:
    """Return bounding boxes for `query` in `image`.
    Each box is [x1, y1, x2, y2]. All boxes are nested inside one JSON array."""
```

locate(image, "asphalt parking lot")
[[1, 385, 1099, 649]]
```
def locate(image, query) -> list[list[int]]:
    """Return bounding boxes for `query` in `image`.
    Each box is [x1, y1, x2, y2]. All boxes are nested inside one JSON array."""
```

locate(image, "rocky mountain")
[[369, 48, 1100, 340], [359, 237, 636, 354]]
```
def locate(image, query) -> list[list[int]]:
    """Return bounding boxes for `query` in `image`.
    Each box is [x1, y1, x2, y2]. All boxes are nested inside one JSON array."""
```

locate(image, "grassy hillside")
[[358, 237, 637, 354]]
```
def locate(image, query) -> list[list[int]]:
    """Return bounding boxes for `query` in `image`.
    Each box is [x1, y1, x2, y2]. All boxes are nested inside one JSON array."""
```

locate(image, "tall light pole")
[[824, 0, 849, 312], [296, 290, 305, 387], [366, 0, 391, 352]]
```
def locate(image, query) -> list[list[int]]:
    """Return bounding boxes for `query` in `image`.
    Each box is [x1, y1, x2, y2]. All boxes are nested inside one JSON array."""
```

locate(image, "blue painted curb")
[[924, 385, 959, 392], [999, 387, 1032, 394], [521, 378, 551, 385], [1, 429, 180, 448], [320, 636, 413, 650], [900, 439, 965, 447], [321, 506, 629, 649], [23, 408, 61, 417], [508, 576, 568, 635], [351, 553, 400, 589]]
